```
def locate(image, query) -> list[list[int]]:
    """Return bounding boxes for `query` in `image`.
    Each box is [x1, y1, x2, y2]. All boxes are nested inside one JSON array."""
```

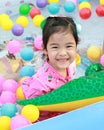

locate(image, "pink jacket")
[[22, 61, 76, 99]]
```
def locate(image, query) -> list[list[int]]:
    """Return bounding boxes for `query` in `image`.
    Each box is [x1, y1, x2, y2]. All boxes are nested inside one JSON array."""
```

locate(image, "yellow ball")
[[16, 86, 25, 100], [87, 46, 101, 61], [48, 0, 59, 3], [0, 14, 10, 25], [0, 116, 11, 130], [1, 19, 13, 30], [33, 15, 45, 27], [19, 76, 29, 83], [21, 105, 40, 123], [79, 2, 91, 10], [16, 16, 29, 27], [100, 0, 104, 5], [76, 53, 81, 66]]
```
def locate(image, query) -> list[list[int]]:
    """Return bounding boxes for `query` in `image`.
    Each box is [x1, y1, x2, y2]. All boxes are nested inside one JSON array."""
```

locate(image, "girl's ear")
[[42, 44, 48, 55]]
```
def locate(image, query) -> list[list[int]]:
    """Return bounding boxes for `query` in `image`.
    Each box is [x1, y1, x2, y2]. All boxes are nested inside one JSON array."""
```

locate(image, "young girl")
[[21, 16, 79, 120]]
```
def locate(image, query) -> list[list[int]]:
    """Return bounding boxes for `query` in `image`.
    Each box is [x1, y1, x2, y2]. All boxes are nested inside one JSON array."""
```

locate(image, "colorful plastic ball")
[[40, 18, 46, 29], [36, 0, 47, 8], [100, 54, 104, 66], [76, 53, 81, 66], [0, 13, 10, 25], [96, 5, 104, 16], [1, 19, 13, 30], [66, 0, 77, 5], [0, 75, 5, 94], [20, 65, 35, 77], [48, 3, 60, 14], [29, 7, 41, 19], [64, 1, 76, 13], [33, 14, 45, 27], [20, 47, 34, 61], [0, 116, 11, 130], [2, 79, 18, 93], [48, 0, 59, 3], [34, 35, 43, 50], [19, 3, 31, 15], [87, 46, 101, 61], [0, 91, 16, 104], [12, 24, 24, 36], [1, 103, 18, 118], [19, 76, 29, 84], [100, 0, 104, 5], [10, 114, 30, 130], [78, 0, 90, 4], [75, 21, 82, 34], [16, 86, 25, 100], [21, 105, 39, 123], [79, 8, 91, 19], [79, 2, 91, 10], [7, 40, 21, 54], [16, 16, 28, 28]]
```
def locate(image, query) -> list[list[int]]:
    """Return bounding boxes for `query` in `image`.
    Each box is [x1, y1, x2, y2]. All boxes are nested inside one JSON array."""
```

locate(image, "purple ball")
[[12, 24, 24, 36], [36, 0, 47, 8]]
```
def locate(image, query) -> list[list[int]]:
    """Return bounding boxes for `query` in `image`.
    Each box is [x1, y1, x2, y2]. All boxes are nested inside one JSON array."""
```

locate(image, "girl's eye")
[[66, 46, 72, 48], [52, 46, 58, 48]]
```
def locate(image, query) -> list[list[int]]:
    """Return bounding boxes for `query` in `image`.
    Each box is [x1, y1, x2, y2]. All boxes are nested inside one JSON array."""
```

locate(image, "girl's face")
[[44, 31, 77, 72]]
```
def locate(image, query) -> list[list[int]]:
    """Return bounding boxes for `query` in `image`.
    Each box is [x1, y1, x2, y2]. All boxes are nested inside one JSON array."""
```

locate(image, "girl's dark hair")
[[42, 16, 79, 49]]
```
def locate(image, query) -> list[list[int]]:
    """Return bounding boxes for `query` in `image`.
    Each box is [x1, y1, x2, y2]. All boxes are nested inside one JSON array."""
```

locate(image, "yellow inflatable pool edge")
[[38, 96, 104, 112]]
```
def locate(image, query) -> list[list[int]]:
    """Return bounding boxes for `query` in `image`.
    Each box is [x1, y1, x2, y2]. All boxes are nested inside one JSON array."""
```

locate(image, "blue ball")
[[64, 1, 76, 13], [48, 3, 60, 14], [75, 21, 82, 34], [1, 103, 18, 118], [20, 65, 35, 77], [20, 47, 34, 61]]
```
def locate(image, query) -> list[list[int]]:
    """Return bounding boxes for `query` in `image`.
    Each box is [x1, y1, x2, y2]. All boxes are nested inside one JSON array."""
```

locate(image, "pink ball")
[[0, 75, 5, 94], [7, 40, 21, 54], [0, 91, 16, 104], [10, 114, 30, 130], [100, 54, 104, 66], [34, 35, 43, 50], [2, 79, 18, 93]]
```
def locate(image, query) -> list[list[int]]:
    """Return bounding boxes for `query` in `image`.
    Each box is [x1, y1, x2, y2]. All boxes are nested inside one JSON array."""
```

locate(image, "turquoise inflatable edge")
[[17, 101, 104, 130]]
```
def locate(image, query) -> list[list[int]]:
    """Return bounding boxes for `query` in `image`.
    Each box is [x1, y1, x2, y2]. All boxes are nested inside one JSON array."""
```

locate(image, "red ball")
[[96, 4, 104, 16], [29, 7, 41, 19], [79, 8, 91, 19]]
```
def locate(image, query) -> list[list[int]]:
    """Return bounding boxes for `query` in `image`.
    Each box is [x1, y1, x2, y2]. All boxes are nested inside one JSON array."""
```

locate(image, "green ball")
[[19, 3, 31, 15], [40, 19, 46, 29]]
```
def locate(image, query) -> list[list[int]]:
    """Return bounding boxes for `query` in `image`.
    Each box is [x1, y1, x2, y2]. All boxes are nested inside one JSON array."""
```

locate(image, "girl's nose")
[[58, 49, 67, 56]]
